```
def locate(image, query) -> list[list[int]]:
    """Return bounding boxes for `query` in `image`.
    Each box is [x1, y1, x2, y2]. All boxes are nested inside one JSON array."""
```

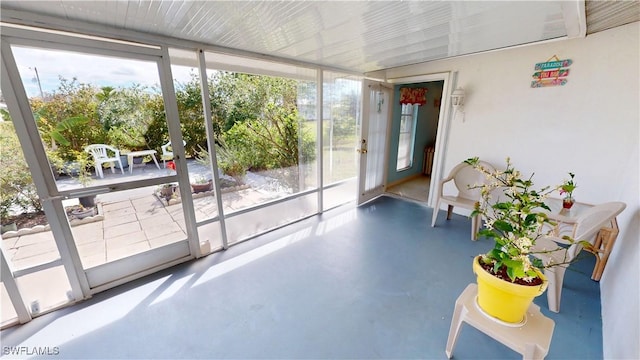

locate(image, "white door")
[[1, 28, 195, 299], [357, 80, 392, 205]]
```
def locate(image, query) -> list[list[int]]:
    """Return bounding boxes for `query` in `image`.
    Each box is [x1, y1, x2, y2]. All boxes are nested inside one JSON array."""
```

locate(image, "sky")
[[12, 45, 195, 98]]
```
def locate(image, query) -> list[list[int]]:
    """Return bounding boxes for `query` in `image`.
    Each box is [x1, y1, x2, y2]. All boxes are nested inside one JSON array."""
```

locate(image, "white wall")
[[372, 22, 639, 359]]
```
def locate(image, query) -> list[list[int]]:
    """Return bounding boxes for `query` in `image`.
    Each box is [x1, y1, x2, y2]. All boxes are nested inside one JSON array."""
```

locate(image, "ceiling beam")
[[562, 0, 587, 38]]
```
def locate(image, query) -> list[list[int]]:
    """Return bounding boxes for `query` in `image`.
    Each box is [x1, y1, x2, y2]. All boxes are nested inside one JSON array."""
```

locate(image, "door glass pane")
[[1, 281, 19, 328], [1, 118, 72, 315], [322, 72, 360, 210], [169, 51, 217, 222], [225, 193, 317, 241], [68, 185, 187, 269], [197, 222, 222, 255], [365, 88, 389, 192], [15, 265, 72, 316], [10, 44, 190, 268], [169, 48, 224, 251], [11, 45, 174, 192], [203, 51, 318, 245]]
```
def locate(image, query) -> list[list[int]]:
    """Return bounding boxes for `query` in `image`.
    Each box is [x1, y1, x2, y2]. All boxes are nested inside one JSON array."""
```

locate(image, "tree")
[[31, 77, 105, 161], [223, 102, 315, 190], [98, 85, 155, 151], [146, 75, 209, 157], [208, 72, 299, 132]]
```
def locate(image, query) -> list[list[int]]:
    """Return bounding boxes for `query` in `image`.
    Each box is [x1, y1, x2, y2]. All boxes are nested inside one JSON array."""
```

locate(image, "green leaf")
[[489, 248, 503, 261], [525, 269, 539, 278], [479, 229, 497, 238], [508, 247, 520, 256], [464, 157, 479, 166], [494, 202, 512, 210], [502, 258, 522, 269], [50, 132, 70, 146], [531, 257, 544, 269], [56, 115, 90, 132], [494, 220, 513, 232], [523, 213, 537, 226]]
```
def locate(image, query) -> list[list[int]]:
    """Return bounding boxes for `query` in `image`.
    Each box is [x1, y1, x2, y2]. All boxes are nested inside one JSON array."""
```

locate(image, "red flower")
[[167, 161, 176, 171]]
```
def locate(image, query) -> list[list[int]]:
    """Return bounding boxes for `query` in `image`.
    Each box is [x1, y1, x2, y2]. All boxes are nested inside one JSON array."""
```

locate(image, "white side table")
[[446, 284, 555, 360], [127, 150, 161, 174]]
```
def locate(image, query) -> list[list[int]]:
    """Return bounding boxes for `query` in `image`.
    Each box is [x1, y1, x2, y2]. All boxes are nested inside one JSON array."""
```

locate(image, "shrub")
[[31, 78, 106, 160], [195, 145, 245, 185], [223, 103, 315, 171], [0, 122, 41, 220]]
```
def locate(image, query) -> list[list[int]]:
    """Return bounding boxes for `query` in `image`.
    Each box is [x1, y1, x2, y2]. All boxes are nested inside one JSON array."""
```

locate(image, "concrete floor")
[[0, 196, 602, 359], [387, 175, 431, 203]]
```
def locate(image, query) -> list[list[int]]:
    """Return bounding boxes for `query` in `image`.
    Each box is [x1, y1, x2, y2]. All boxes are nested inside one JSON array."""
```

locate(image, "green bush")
[[223, 103, 315, 172], [31, 78, 106, 160], [0, 122, 41, 220], [18, 71, 317, 193], [99, 86, 155, 151], [175, 78, 208, 156], [107, 125, 148, 152], [144, 94, 170, 155], [145, 82, 208, 158]]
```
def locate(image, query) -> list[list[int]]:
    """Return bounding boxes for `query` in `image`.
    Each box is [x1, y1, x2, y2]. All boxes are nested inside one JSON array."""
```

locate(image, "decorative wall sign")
[[531, 55, 572, 88]]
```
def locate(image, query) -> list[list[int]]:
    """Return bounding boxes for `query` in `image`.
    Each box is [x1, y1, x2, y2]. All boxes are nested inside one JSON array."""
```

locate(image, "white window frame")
[[396, 103, 419, 171]]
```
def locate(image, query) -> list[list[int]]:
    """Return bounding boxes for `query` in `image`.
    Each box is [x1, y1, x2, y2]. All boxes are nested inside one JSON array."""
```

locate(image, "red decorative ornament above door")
[[399, 87, 427, 105]]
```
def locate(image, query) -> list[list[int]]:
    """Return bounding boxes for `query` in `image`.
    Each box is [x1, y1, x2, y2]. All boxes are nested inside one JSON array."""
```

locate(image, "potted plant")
[[191, 175, 213, 193], [157, 183, 178, 205], [69, 204, 95, 219], [559, 172, 577, 209], [64, 150, 97, 207], [465, 157, 586, 323], [155, 161, 179, 203]]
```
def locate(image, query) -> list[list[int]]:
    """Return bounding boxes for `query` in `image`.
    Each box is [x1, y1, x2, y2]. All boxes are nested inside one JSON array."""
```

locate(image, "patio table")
[[543, 198, 620, 281], [127, 150, 161, 174]]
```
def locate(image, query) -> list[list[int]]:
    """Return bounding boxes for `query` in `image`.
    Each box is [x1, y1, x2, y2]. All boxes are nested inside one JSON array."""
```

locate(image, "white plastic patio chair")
[[431, 160, 496, 240], [84, 144, 124, 178], [161, 140, 186, 167], [533, 201, 626, 312]]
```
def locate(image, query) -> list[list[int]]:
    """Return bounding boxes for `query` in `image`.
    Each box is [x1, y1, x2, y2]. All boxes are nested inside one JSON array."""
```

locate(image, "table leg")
[[585, 219, 619, 281], [128, 155, 134, 174], [591, 219, 619, 281], [445, 300, 466, 359], [151, 154, 161, 170]]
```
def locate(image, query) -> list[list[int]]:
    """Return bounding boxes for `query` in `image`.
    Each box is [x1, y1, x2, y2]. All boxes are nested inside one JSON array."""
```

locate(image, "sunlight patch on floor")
[[191, 226, 313, 288]]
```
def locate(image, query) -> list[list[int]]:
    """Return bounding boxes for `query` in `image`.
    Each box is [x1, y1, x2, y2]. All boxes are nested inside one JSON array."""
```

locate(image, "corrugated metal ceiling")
[[0, 1, 637, 74], [586, 0, 640, 35]]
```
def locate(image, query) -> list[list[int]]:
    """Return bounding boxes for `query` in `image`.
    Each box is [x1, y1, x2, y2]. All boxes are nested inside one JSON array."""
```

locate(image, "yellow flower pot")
[[472, 255, 548, 324]]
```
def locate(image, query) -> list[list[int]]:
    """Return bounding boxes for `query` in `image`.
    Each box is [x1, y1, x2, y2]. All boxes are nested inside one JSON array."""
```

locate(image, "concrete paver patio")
[[1, 161, 289, 271]]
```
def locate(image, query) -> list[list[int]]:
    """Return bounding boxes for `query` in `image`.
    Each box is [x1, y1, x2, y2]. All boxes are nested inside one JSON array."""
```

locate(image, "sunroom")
[[0, 1, 638, 359]]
